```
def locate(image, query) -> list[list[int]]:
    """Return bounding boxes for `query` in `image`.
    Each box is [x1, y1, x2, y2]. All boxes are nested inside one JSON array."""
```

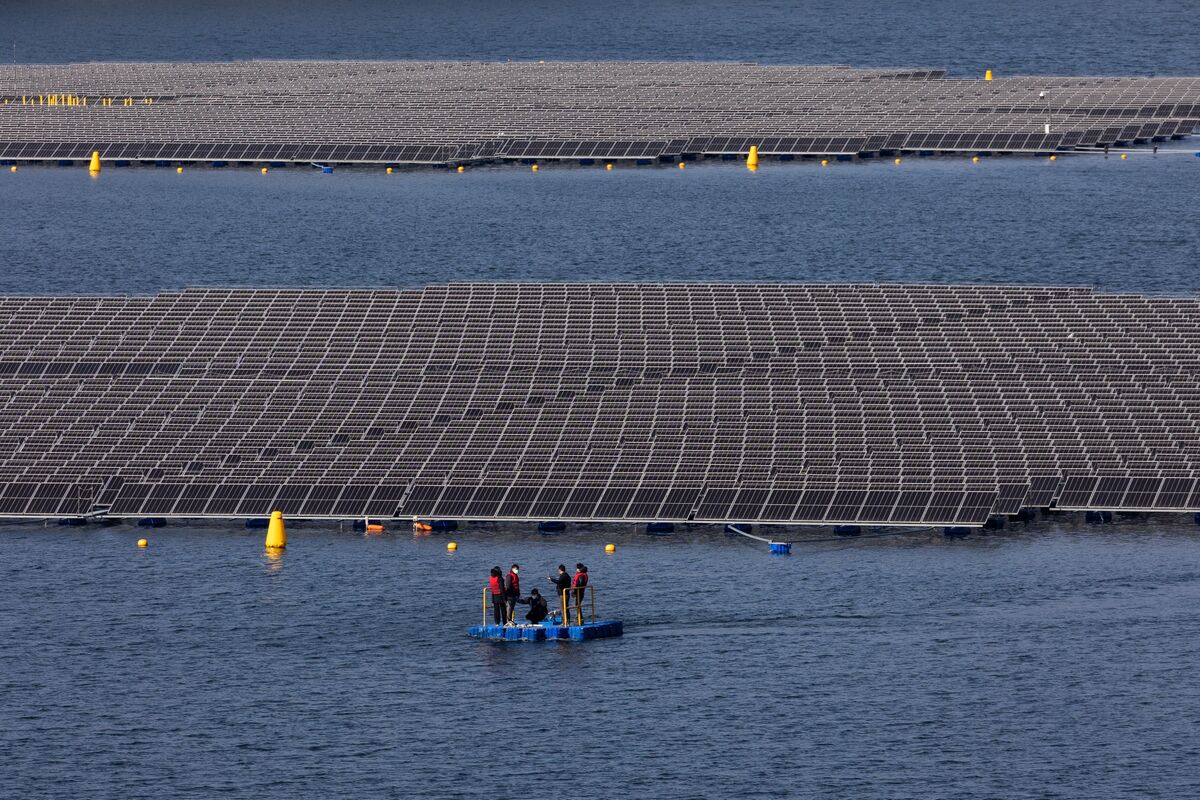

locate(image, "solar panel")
[[1, 284, 1199, 525], [0, 62, 1195, 164]]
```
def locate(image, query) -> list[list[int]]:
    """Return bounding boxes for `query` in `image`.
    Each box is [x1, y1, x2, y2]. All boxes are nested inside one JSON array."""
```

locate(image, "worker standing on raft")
[[571, 563, 588, 620], [488, 566, 507, 624], [549, 564, 572, 601], [504, 564, 521, 625]]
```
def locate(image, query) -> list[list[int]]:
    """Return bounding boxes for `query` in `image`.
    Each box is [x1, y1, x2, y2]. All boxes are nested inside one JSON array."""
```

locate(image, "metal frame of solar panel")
[[0, 62, 1197, 165], [2, 284, 1200, 527]]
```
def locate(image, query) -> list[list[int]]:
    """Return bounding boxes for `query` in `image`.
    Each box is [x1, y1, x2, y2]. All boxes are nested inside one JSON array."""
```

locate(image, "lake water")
[[3, 1, 1200, 797], [2, 152, 1199, 296], [2, 517, 1199, 799], [5, 0, 1200, 76]]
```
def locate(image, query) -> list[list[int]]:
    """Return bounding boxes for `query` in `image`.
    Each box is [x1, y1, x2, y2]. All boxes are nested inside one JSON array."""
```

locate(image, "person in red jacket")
[[487, 566, 507, 625], [571, 563, 589, 623], [504, 564, 521, 625]]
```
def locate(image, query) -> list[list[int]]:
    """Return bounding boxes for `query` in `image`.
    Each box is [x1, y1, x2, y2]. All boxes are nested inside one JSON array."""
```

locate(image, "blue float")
[[1085, 510, 1113, 524], [467, 619, 624, 642], [833, 524, 861, 536], [645, 522, 674, 535], [137, 517, 167, 527], [245, 518, 270, 529], [768, 541, 791, 555], [943, 526, 972, 537], [537, 521, 565, 533], [429, 519, 457, 531]]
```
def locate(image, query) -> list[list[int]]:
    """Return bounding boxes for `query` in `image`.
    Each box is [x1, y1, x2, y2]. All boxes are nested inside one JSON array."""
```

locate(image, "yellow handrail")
[[560, 585, 596, 626]]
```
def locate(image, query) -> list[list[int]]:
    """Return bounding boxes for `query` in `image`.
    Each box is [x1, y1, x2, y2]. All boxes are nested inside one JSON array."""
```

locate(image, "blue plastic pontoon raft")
[[468, 619, 623, 642]]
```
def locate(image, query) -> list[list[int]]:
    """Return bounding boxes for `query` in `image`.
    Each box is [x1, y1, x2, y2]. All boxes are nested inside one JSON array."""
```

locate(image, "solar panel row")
[[1, 61, 1196, 163], [1, 284, 1198, 525]]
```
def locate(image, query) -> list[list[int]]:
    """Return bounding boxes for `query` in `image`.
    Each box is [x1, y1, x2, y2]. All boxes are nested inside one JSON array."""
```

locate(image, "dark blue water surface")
[[2, 153, 1199, 295], [4, 0, 1200, 76], [2, 518, 1199, 799], [4, 2, 1200, 798]]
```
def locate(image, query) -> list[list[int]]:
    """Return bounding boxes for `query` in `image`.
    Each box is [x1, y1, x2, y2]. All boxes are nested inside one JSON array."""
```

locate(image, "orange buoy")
[[414, 521, 433, 532], [366, 523, 385, 533]]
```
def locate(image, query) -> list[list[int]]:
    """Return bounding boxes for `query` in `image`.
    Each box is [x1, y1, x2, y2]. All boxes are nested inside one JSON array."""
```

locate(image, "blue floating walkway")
[[467, 619, 623, 642]]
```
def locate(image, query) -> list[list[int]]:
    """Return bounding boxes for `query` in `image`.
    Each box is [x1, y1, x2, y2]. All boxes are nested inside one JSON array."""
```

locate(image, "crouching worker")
[[517, 588, 549, 625]]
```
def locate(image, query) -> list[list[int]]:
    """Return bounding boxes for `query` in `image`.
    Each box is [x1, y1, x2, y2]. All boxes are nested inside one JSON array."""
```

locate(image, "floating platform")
[[0, 61, 1196, 165], [467, 620, 623, 642]]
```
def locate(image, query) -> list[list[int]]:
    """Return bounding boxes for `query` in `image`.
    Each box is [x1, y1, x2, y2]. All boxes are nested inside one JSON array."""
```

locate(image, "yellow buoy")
[[820, 159, 828, 166], [137, 538, 148, 548], [457, 165, 465, 173], [1120, 153, 1128, 160], [972, 156, 980, 163], [894, 158, 902, 165], [605, 163, 613, 171], [88, 150, 101, 173], [678, 162, 685, 169], [1049, 155, 1057, 161], [265, 510, 286, 549], [447, 541, 458, 552], [985, 69, 993, 81], [260, 166, 268, 174], [531, 163, 539, 172], [8, 165, 15, 173], [386, 166, 394, 174], [746, 145, 759, 169], [176, 166, 183, 173], [604, 543, 616, 554]]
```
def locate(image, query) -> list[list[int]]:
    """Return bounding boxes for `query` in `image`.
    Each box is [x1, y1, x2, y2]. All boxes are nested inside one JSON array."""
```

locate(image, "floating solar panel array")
[[0, 61, 1197, 163], [1, 284, 1199, 526]]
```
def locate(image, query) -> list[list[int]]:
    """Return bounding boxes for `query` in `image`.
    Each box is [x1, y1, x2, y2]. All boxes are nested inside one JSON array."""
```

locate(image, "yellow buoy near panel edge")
[[265, 510, 286, 549], [605, 543, 616, 554], [88, 150, 101, 173], [137, 538, 148, 548], [447, 541, 458, 552]]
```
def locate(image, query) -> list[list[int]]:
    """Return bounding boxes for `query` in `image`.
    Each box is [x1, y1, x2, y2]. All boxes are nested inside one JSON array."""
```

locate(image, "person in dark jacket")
[[488, 566, 507, 624], [548, 564, 572, 606], [504, 564, 521, 625], [518, 588, 549, 624]]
